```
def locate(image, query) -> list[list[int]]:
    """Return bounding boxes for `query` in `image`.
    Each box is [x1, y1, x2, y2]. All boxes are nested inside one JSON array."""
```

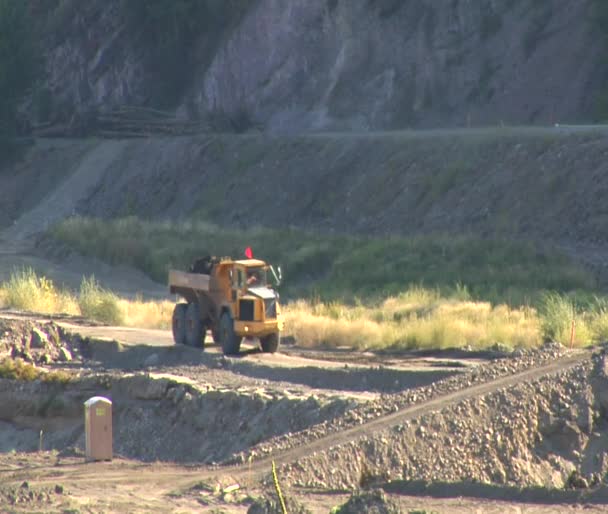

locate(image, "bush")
[[537, 292, 608, 347], [284, 288, 541, 351], [0, 358, 72, 384], [1, 268, 78, 315], [50, 217, 594, 305], [78, 276, 124, 325], [0, 358, 39, 381]]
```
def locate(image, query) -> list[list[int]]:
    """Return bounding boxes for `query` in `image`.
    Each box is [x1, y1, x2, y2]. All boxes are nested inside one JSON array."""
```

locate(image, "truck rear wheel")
[[219, 312, 241, 355], [185, 303, 205, 349], [172, 303, 187, 345], [260, 332, 280, 353]]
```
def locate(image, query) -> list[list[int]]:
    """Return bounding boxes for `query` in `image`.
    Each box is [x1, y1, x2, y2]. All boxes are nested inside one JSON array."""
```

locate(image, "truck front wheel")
[[219, 312, 242, 355], [260, 332, 280, 353], [172, 303, 187, 345]]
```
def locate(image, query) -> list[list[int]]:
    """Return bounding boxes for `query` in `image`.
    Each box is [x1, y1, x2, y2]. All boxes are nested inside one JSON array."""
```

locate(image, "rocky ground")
[[1, 315, 608, 512]]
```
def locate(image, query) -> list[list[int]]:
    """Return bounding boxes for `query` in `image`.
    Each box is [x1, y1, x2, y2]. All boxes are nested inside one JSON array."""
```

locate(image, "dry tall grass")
[[117, 296, 173, 330], [284, 287, 541, 350], [1, 268, 79, 315], [0, 268, 171, 328], [1, 270, 605, 350]]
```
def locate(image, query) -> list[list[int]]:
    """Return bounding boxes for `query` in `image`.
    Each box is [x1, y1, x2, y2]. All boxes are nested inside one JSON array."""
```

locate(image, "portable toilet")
[[84, 396, 112, 461]]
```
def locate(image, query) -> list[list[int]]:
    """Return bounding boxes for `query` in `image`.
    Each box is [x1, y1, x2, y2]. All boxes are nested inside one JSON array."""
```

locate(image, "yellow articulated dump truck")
[[168, 256, 283, 355]]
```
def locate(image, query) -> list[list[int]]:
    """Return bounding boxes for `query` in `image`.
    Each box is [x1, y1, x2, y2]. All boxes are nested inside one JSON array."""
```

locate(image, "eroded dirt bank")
[[2, 129, 608, 285], [2, 316, 608, 512], [276, 352, 608, 491]]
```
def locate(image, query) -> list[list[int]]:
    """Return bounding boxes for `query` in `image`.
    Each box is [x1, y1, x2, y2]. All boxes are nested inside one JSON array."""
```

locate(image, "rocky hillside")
[[27, 0, 607, 132]]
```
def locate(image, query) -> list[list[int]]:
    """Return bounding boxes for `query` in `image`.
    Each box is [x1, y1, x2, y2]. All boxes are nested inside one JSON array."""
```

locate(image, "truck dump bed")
[[168, 270, 210, 294]]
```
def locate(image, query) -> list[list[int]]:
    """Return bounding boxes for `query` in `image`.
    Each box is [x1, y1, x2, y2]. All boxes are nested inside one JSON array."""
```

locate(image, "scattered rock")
[[566, 470, 589, 489], [29, 329, 48, 349], [58, 347, 72, 362]]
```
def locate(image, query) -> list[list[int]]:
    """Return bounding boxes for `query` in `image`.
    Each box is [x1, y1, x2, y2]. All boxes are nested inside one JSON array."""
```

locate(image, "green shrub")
[[51, 217, 594, 305], [78, 276, 124, 325], [1, 267, 78, 314], [0, 358, 39, 381], [0, 358, 73, 384]]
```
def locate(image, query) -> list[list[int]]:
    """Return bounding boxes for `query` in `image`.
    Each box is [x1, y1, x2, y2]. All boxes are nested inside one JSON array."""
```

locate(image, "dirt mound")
[[275, 349, 608, 490], [232, 344, 568, 464], [0, 369, 359, 464], [333, 489, 401, 514]]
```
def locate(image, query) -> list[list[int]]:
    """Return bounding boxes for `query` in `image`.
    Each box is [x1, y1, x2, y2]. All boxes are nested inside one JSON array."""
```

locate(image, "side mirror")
[[269, 265, 282, 286]]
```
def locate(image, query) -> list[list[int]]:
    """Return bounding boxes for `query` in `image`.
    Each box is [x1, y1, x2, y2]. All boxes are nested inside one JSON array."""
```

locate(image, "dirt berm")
[[274, 350, 608, 491], [2, 129, 608, 280]]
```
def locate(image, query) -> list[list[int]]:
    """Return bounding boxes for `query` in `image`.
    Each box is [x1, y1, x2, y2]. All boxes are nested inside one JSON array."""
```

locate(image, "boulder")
[[30, 328, 49, 349], [58, 347, 72, 362]]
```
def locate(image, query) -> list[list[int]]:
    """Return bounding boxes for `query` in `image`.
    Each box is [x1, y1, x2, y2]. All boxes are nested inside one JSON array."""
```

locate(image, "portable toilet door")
[[84, 396, 112, 461]]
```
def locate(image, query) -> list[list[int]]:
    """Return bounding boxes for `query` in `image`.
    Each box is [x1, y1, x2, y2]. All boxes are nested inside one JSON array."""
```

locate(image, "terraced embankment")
[[1, 314, 602, 499]]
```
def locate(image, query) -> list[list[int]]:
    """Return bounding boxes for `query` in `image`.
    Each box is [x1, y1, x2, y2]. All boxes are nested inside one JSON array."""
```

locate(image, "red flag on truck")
[[245, 247, 253, 259]]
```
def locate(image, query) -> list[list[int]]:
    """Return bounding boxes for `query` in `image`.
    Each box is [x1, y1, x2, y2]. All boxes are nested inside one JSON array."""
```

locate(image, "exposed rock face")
[[35, 0, 604, 132]]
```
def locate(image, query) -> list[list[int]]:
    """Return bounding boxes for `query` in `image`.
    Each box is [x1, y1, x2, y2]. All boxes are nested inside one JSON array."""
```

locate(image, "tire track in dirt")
[[2, 349, 590, 489]]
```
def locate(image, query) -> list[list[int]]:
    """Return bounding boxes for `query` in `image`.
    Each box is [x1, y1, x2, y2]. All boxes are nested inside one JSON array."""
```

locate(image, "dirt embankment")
[[2, 129, 608, 285], [277, 351, 608, 491], [2, 315, 608, 512], [3, 316, 602, 490]]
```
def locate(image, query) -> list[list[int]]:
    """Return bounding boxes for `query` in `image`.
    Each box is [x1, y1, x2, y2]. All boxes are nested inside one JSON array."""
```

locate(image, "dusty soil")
[[1, 314, 607, 513]]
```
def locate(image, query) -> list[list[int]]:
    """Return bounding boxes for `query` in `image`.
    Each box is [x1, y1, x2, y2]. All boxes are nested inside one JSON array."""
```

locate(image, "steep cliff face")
[[36, 0, 604, 131]]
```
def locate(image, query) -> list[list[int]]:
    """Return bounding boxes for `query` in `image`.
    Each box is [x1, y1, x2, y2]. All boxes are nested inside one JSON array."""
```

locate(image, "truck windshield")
[[245, 267, 268, 287]]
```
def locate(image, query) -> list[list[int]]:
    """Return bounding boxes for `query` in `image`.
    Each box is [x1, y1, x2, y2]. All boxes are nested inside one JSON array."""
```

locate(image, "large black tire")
[[172, 303, 187, 345], [219, 312, 242, 355], [185, 303, 205, 349], [260, 332, 280, 353]]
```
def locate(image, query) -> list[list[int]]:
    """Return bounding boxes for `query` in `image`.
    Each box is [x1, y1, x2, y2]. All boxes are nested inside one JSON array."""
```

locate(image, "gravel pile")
[[0, 367, 360, 464], [274, 349, 608, 490], [230, 343, 569, 464], [106, 372, 359, 463]]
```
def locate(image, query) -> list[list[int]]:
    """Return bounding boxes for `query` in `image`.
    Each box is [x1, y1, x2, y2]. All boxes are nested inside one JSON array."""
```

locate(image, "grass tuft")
[[285, 288, 540, 351], [0, 269, 166, 328], [78, 276, 124, 325], [0, 358, 72, 384], [2, 268, 78, 315]]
